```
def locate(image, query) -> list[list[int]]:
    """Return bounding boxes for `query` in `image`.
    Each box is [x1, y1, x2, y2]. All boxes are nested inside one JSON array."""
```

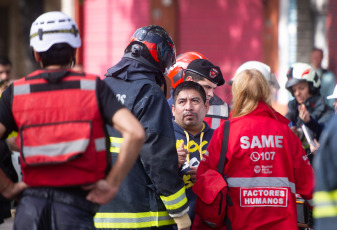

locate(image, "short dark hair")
[[183, 70, 205, 82], [0, 56, 12, 66], [38, 43, 75, 67], [312, 47, 323, 56], [173, 81, 207, 105]]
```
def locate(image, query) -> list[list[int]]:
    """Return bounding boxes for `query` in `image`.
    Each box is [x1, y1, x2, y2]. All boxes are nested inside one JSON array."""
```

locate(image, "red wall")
[[82, 0, 264, 104], [178, 0, 264, 104], [83, 0, 150, 77]]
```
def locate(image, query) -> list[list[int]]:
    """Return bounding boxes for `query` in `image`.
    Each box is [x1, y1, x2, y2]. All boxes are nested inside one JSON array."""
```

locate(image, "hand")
[[177, 141, 187, 168], [298, 104, 310, 123], [7, 136, 20, 152], [84, 179, 119, 204], [310, 139, 320, 155], [2, 181, 28, 200], [187, 166, 197, 183]]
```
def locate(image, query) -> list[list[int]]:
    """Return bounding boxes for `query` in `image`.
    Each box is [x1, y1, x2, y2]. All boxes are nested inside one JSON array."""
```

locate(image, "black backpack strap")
[[217, 120, 230, 173], [216, 120, 232, 230]]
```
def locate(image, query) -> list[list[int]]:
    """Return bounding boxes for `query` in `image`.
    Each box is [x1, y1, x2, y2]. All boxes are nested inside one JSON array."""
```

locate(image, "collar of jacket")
[[105, 58, 164, 85], [172, 119, 211, 137], [236, 101, 290, 125]]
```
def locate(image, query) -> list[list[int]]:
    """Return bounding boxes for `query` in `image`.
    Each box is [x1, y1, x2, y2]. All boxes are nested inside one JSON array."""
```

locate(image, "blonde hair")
[[232, 69, 271, 118]]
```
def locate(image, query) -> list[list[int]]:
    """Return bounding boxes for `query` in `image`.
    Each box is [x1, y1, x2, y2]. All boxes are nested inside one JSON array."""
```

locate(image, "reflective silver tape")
[[23, 139, 89, 157], [80, 79, 96, 90], [95, 137, 106, 152], [227, 177, 296, 194], [14, 84, 30, 95]]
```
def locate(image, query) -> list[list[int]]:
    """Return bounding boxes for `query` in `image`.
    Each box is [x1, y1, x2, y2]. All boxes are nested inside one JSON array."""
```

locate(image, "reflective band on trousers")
[[94, 211, 175, 229], [227, 177, 296, 194], [23, 137, 105, 157], [109, 137, 123, 153], [313, 190, 337, 218], [160, 186, 188, 211]]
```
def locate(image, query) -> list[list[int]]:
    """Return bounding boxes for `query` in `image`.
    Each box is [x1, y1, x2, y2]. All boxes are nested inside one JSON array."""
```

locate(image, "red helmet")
[[167, 51, 206, 88]]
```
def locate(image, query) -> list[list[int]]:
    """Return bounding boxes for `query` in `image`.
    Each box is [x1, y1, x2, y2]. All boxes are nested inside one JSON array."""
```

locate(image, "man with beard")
[[172, 81, 212, 224]]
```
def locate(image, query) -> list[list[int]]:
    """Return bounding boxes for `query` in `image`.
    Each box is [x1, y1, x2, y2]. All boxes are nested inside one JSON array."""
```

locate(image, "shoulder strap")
[[217, 120, 230, 173]]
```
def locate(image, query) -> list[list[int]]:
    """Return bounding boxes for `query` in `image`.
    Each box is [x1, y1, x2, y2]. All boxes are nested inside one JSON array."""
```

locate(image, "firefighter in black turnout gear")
[[94, 25, 191, 230]]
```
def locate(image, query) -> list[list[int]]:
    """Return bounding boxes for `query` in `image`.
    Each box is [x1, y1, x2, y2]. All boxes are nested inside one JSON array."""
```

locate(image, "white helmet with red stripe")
[[286, 62, 320, 94]]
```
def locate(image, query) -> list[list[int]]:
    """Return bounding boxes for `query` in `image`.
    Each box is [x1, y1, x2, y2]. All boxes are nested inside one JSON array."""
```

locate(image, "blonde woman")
[[193, 70, 314, 230]]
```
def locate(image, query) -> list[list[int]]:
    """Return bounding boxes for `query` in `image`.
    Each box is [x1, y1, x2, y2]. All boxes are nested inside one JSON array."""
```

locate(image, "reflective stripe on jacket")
[[204, 94, 229, 129], [12, 70, 107, 187], [95, 60, 189, 229], [313, 115, 337, 229], [195, 102, 314, 230]]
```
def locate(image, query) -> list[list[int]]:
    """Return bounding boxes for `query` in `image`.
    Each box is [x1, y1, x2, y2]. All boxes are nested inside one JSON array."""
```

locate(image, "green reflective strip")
[[109, 137, 123, 153], [110, 147, 120, 153], [160, 186, 188, 211], [313, 190, 337, 218], [94, 211, 175, 228], [30, 29, 79, 39]]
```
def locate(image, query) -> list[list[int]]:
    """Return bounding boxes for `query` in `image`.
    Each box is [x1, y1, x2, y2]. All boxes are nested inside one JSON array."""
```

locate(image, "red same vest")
[[12, 70, 107, 187]]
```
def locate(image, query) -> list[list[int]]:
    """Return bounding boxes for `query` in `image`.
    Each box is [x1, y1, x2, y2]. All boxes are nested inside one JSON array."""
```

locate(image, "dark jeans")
[[14, 187, 99, 230]]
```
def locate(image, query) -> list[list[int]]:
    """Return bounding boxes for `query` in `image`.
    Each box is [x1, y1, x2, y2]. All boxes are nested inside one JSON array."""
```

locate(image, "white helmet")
[[229, 61, 280, 90], [30, 11, 81, 52], [285, 62, 320, 93]]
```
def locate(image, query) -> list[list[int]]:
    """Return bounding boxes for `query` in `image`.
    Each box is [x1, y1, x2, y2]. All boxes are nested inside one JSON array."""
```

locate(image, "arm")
[[0, 123, 27, 199], [135, 87, 190, 229], [86, 108, 145, 204]]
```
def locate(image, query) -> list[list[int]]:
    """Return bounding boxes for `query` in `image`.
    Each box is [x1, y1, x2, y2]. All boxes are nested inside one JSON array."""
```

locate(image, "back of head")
[[285, 62, 320, 96], [30, 11, 81, 67], [124, 25, 176, 74], [231, 61, 280, 90], [185, 59, 225, 86], [232, 69, 270, 118], [167, 51, 206, 88]]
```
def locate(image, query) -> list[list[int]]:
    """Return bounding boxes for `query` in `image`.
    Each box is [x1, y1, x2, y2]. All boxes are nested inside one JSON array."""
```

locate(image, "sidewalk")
[[0, 209, 15, 230], [0, 217, 13, 230]]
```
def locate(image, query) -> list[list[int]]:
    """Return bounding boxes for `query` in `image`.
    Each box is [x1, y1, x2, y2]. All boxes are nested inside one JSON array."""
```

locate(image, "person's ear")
[[205, 101, 210, 114], [33, 51, 44, 68], [186, 76, 193, 82], [33, 50, 41, 62], [172, 104, 176, 117]]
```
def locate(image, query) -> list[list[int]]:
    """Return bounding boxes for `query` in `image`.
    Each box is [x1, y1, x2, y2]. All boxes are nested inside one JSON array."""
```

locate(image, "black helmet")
[[124, 25, 176, 74]]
